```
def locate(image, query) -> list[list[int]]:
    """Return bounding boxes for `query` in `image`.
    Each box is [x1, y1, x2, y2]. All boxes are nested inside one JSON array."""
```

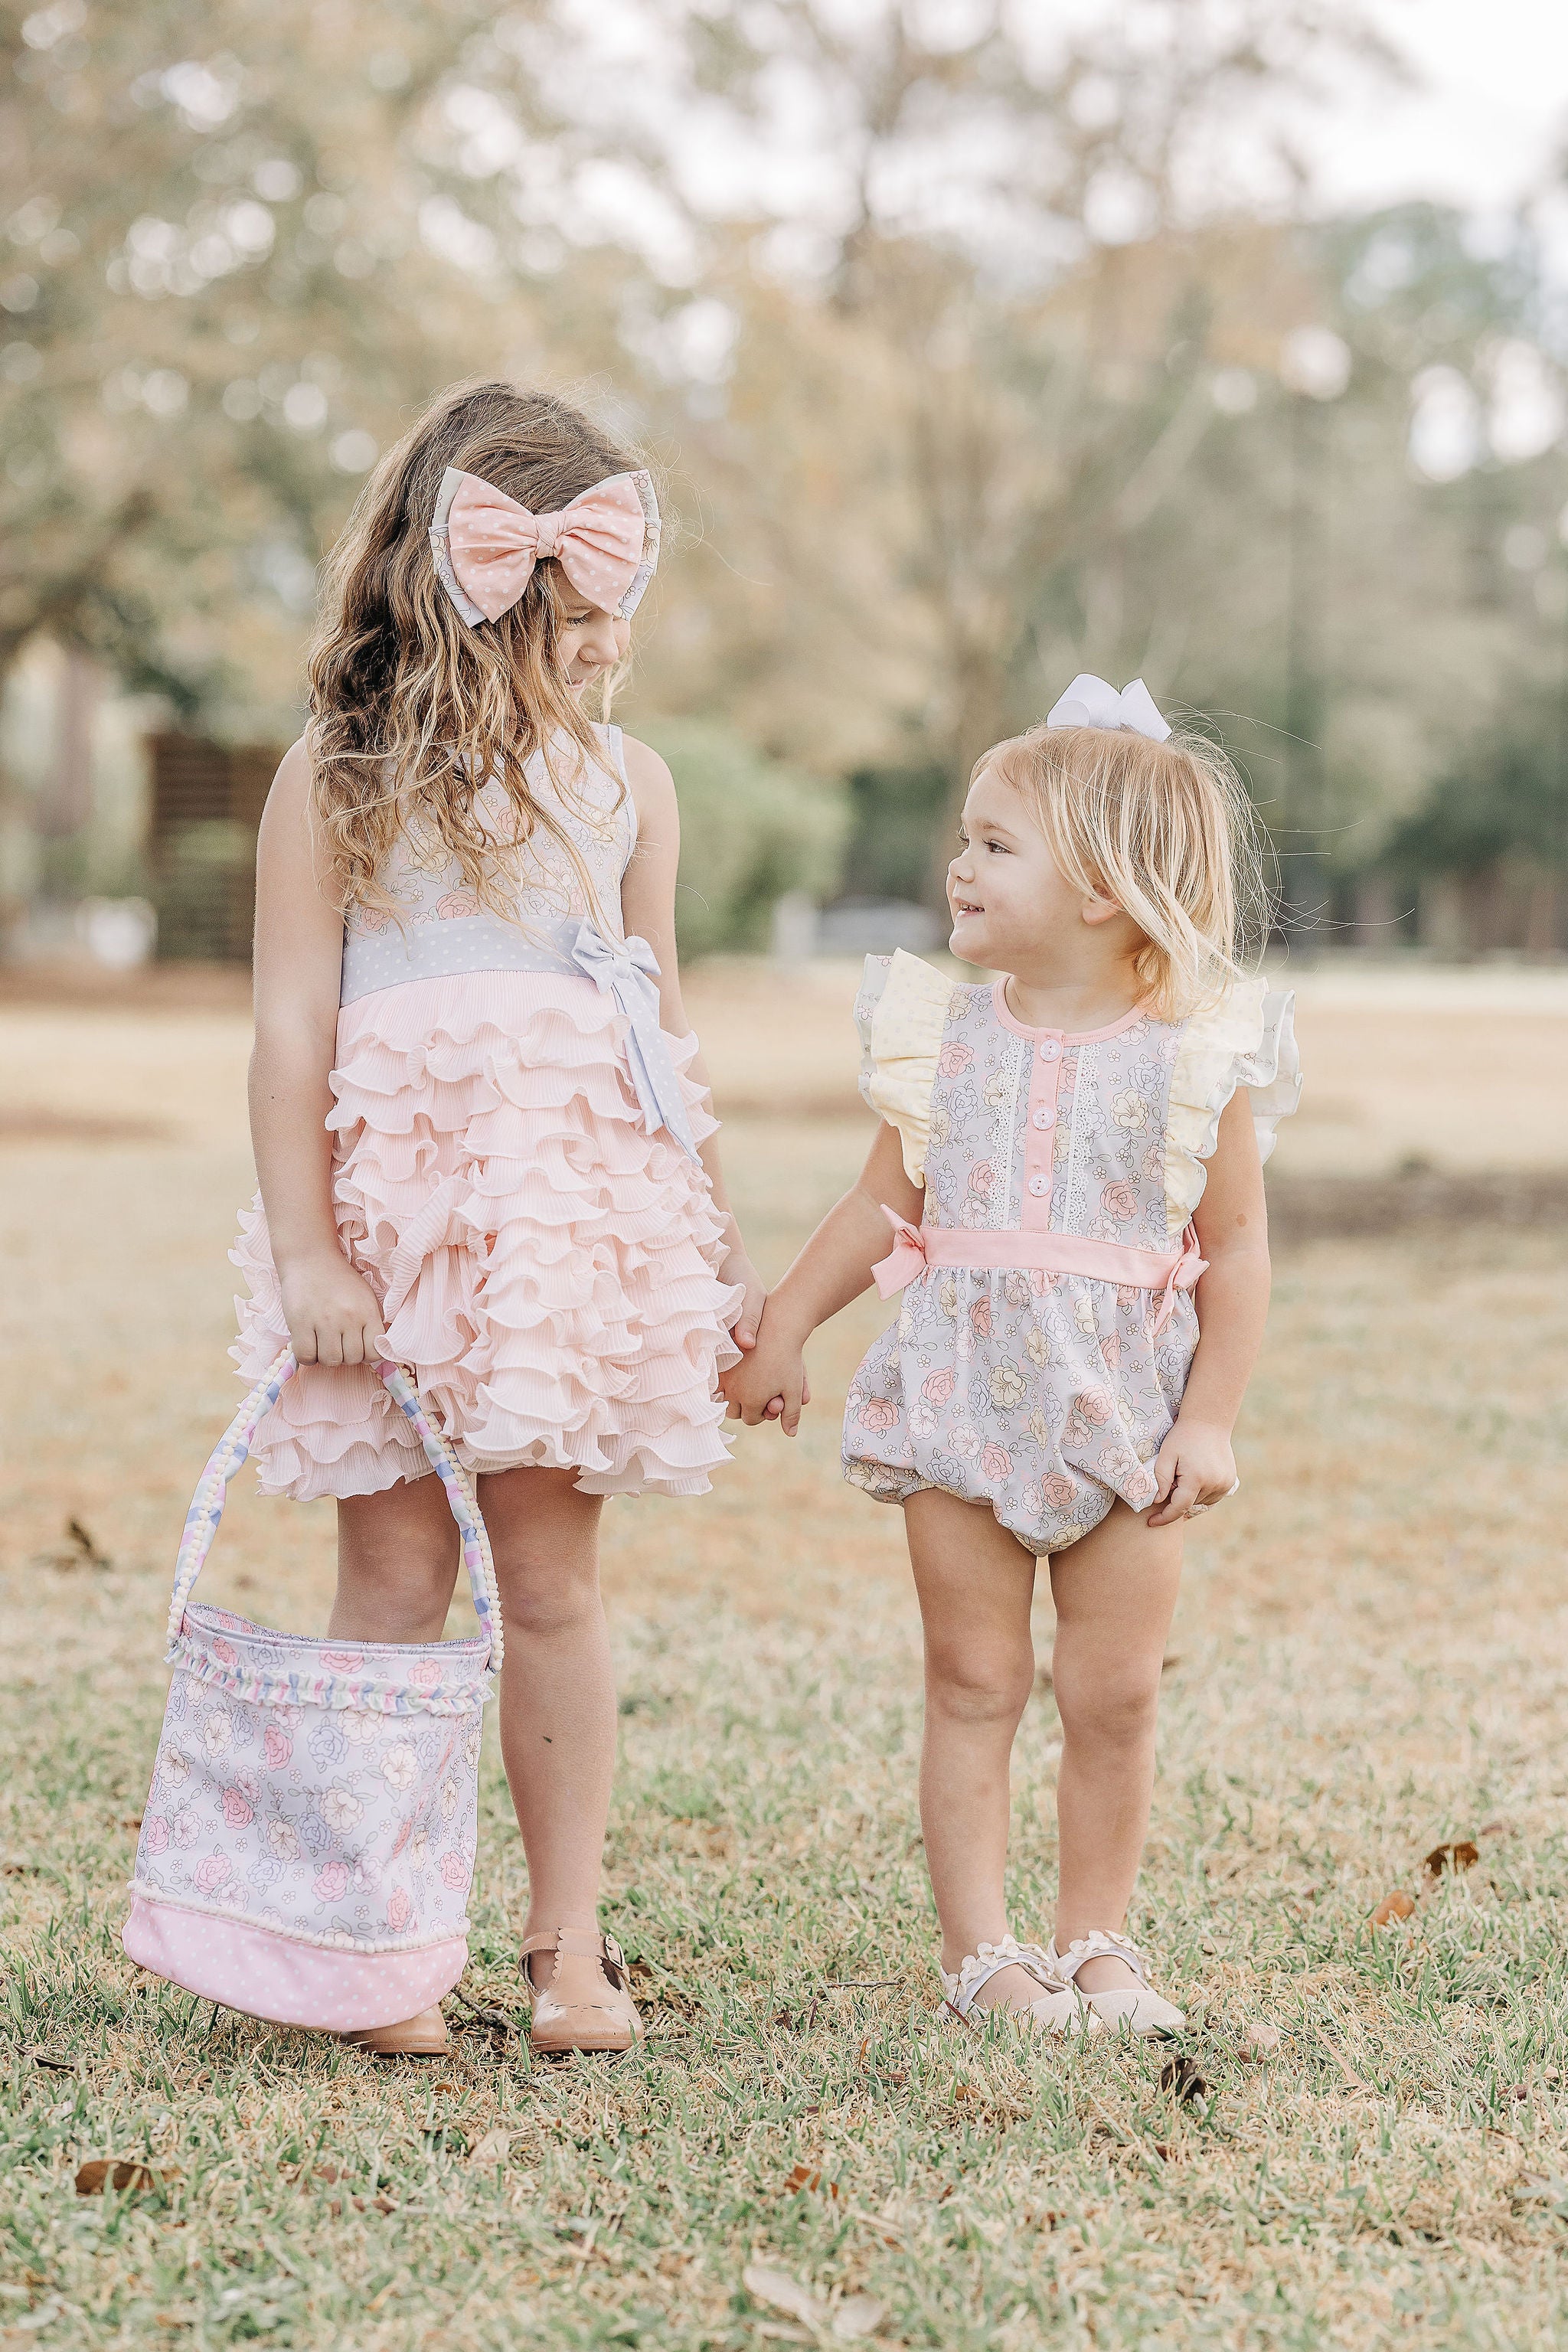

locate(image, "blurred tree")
[[520, 0, 1404, 891], [1385, 684, 1568, 877], [11, 0, 1568, 952], [635, 717, 846, 956], [0, 0, 587, 735]]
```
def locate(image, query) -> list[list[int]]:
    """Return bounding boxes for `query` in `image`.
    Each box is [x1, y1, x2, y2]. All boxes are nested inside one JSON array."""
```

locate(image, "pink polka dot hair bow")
[[430, 464, 661, 626], [1045, 674, 1170, 742]]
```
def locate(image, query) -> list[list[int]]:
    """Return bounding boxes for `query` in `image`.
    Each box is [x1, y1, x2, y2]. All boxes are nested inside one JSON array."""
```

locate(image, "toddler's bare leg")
[[905, 1488, 1046, 2011], [1048, 1502, 1184, 1993]]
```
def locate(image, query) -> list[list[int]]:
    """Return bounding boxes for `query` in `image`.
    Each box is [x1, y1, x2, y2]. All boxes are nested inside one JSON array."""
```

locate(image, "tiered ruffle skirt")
[[232, 972, 740, 1502]]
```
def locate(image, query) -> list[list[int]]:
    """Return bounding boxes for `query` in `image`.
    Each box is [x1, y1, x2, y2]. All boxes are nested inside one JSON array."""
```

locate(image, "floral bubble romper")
[[843, 954, 1300, 1556]]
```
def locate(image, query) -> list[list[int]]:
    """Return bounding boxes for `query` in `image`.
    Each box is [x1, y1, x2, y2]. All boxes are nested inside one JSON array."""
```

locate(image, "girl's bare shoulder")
[[618, 733, 675, 808], [263, 736, 314, 824]]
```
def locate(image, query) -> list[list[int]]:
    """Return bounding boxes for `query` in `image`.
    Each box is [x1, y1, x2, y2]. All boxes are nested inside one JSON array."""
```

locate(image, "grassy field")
[[2, 965, 1568, 2349]]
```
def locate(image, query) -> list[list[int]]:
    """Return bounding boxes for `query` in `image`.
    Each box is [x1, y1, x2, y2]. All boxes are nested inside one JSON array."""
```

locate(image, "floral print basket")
[[122, 1348, 503, 2033]]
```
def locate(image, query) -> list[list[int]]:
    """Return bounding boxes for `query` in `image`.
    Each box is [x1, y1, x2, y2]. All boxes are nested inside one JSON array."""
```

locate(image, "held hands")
[[1146, 1415, 1238, 1527], [278, 1250, 388, 1368], [720, 1296, 811, 1436]]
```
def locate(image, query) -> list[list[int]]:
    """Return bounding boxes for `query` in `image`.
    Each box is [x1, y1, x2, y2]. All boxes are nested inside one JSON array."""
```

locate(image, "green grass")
[[4, 1099, 1568, 2347]]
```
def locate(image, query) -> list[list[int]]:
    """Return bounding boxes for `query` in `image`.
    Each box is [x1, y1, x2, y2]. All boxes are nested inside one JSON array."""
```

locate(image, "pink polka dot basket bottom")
[[122, 1348, 503, 2034]]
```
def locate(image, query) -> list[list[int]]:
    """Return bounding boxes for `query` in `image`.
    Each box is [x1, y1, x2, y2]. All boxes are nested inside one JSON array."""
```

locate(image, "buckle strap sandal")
[[1046, 1929, 1184, 2038], [340, 2005, 449, 2057], [521, 1926, 643, 2055], [939, 1933, 1104, 2038]]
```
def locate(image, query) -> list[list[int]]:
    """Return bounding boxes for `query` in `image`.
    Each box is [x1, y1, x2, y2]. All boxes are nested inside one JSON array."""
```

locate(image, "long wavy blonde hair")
[[987, 720, 1272, 1022], [308, 380, 642, 926]]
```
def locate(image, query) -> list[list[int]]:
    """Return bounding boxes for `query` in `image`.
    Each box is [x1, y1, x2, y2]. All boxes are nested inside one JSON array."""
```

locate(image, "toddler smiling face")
[[946, 761, 1109, 972]]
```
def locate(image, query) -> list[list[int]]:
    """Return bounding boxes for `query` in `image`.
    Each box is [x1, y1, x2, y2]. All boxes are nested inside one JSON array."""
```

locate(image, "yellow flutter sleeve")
[[853, 949, 956, 1185], [1163, 976, 1302, 1236]]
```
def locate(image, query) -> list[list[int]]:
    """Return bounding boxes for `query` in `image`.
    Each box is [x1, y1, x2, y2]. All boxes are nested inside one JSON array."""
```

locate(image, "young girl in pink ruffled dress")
[[234, 381, 763, 2057], [727, 679, 1299, 2040]]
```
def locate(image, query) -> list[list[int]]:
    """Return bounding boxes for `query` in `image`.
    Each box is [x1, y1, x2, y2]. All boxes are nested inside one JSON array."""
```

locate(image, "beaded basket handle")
[[166, 1348, 503, 1672]]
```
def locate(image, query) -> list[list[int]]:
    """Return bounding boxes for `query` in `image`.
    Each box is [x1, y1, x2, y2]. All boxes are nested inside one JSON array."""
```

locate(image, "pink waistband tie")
[[871, 1205, 1207, 1333]]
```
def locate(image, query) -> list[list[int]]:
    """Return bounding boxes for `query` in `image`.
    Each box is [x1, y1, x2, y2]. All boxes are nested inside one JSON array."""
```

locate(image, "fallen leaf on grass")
[[75, 2160, 180, 2197], [28, 2051, 74, 2072], [783, 2162, 840, 2199], [1370, 1890, 1416, 1926], [1423, 1841, 1480, 1880], [466, 2128, 514, 2168], [828, 2299, 885, 2343], [3, 1861, 42, 1878], [1158, 2056, 1208, 2105], [745, 2267, 820, 2325], [743, 2265, 885, 2341], [1242, 2021, 1281, 2058], [37, 1518, 113, 1573]]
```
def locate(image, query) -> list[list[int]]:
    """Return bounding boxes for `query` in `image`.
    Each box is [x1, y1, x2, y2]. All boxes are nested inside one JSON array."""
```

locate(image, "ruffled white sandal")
[[1045, 1929, 1184, 2037], [940, 1934, 1105, 2037]]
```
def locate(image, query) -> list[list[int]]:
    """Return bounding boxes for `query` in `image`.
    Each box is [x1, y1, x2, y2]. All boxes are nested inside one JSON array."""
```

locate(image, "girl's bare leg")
[[1048, 1502, 1184, 1992], [905, 1488, 1046, 2011], [335, 1463, 619, 2008]]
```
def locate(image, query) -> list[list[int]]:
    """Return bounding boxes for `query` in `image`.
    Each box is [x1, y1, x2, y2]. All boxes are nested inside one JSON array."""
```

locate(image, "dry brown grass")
[[2, 965, 1567, 2349]]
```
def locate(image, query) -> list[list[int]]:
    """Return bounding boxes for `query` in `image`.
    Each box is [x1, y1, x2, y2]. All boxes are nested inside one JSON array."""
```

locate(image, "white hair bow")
[[1044, 674, 1171, 743]]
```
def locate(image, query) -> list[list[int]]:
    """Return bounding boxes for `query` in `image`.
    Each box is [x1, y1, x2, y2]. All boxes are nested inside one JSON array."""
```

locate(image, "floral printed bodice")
[[856, 953, 1301, 1245], [920, 986, 1182, 1253]]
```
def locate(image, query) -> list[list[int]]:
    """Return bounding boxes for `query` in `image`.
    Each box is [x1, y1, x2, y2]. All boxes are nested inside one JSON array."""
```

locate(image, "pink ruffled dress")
[[232, 726, 740, 1502]]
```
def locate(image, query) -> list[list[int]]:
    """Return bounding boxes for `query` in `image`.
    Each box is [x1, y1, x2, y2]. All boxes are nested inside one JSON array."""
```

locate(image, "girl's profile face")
[[947, 763, 1088, 967], [548, 567, 630, 691]]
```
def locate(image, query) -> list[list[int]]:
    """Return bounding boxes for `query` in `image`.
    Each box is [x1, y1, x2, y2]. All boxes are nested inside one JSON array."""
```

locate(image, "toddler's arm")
[[723, 1120, 924, 1435], [1147, 1086, 1272, 1524], [250, 741, 387, 1367]]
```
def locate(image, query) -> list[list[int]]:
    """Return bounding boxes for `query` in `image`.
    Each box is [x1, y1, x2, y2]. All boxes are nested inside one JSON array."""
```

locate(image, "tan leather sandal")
[[521, 1927, 642, 2056], [340, 2005, 449, 2057]]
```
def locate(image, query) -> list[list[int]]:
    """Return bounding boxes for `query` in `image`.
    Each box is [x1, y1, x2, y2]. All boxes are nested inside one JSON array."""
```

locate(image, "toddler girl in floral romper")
[[727, 678, 1299, 2036]]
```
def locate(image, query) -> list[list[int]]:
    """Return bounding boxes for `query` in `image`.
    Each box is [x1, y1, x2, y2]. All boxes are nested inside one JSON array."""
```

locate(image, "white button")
[[1032, 1106, 1056, 1131], [1027, 1174, 1049, 1197], [1039, 1040, 1061, 1061]]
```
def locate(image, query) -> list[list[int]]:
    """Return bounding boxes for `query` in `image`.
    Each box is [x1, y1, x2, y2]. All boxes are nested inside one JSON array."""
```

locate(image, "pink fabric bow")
[[441, 467, 651, 622], [1151, 1225, 1207, 1335], [871, 1208, 929, 1300]]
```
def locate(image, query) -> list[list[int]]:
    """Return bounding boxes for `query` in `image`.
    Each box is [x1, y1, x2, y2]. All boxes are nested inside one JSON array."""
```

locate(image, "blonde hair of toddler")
[[985, 720, 1272, 1024]]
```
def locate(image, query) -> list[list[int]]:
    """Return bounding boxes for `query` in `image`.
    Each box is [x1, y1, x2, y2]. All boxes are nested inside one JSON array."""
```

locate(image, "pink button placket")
[[1022, 1035, 1065, 1227]]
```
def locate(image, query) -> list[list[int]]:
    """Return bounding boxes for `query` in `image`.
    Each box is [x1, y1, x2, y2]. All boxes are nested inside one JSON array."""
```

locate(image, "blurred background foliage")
[[2, 0, 1566, 956]]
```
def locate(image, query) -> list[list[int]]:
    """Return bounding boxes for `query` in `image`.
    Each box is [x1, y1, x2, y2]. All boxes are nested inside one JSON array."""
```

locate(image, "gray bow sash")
[[564, 920, 700, 1161]]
